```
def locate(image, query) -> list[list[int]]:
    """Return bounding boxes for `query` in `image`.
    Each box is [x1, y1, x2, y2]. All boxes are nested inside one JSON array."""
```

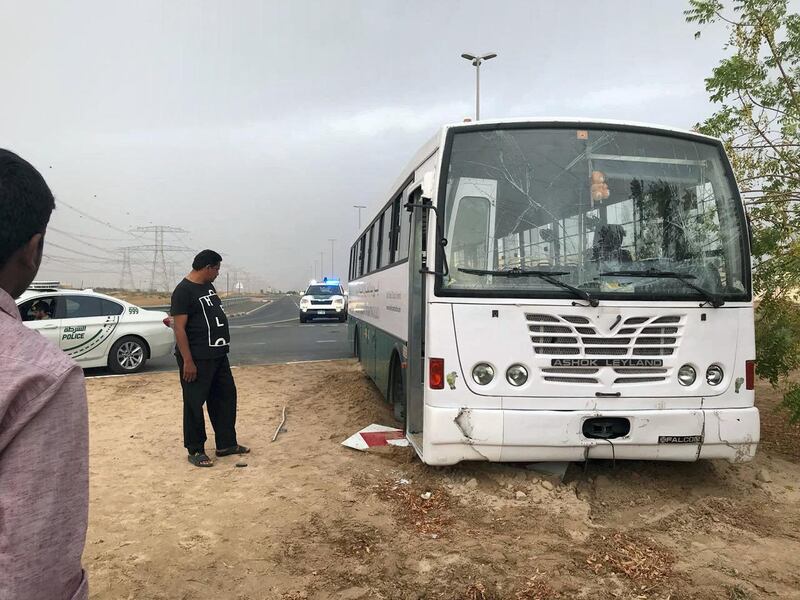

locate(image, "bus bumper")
[[421, 405, 760, 466]]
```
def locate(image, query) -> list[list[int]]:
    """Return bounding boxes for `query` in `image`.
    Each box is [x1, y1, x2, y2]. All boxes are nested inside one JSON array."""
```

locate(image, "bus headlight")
[[678, 364, 696, 386], [506, 364, 528, 386], [472, 363, 495, 385], [706, 364, 724, 386]]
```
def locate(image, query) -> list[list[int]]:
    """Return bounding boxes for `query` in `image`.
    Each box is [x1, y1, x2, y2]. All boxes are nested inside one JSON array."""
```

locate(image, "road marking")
[[316, 340, 338, 343], [242, 301, 273, 317], [230, 317, 298, 328]]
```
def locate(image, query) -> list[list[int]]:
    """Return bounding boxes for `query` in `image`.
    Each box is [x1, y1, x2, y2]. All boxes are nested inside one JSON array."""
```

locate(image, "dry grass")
[[586, 532, 674, 593], [375, 479, 453, 537], [755, 378, 800, 459]]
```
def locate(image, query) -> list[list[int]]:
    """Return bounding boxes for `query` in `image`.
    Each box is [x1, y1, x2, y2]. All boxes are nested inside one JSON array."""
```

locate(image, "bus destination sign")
[[550, 358, 664, 368]]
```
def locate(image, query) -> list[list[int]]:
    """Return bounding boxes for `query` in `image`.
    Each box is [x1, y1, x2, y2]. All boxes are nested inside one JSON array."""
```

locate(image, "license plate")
[[317, 310, 326, 315]]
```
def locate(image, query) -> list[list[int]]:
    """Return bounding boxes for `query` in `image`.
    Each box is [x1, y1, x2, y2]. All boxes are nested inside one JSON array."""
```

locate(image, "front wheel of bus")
[[389, 356, 406, 423]]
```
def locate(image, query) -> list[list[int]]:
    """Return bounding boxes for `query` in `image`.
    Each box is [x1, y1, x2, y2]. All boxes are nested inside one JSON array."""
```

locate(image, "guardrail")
[[143, 296, 257, 312]]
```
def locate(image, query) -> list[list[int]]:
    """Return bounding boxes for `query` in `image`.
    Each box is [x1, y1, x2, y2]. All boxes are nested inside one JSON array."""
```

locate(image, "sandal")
[[188, 452, 213, 467], [215, 445, 250, 457]]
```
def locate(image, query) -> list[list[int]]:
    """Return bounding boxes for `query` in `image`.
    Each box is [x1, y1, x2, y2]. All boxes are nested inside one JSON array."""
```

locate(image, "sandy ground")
[[84, 361, 800, 600]]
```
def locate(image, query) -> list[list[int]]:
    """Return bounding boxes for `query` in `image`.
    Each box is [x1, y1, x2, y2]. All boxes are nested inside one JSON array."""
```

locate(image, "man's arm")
[[0, 365, 89, 600], [172, 314, 197, 382]]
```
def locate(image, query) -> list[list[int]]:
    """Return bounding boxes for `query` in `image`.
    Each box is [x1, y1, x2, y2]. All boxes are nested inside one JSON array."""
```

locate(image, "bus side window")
[[349, 246, 356, 280], [373, 216, 383, 270], [380, 204, 392, 267], [396, 200, 411, 261], [367, 225, 375, 272], [358, 235, 366, 276]]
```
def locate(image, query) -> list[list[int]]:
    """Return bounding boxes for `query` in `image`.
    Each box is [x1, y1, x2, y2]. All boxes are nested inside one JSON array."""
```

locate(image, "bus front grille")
[[525, 312, 685, 386]]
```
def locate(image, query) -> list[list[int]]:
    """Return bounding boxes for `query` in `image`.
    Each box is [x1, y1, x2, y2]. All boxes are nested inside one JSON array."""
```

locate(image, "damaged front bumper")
[[420, 405, 760, 466]]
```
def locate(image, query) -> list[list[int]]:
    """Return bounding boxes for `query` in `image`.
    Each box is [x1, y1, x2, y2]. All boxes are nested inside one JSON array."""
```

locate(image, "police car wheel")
[[108, 336, 147, 374], [299, 314, 307, 323]]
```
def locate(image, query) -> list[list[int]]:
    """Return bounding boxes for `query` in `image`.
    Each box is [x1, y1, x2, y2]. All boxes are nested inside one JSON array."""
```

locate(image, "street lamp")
[[461, 52, 497, 121], [353, 205, 366, 230]]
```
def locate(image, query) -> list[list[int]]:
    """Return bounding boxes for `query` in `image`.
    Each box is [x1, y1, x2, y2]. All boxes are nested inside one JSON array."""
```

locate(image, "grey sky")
[[0, 1, 736, 291]]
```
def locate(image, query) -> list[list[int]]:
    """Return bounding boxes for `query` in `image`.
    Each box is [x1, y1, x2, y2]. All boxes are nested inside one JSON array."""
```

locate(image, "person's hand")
[[182, 360, 198, 382]]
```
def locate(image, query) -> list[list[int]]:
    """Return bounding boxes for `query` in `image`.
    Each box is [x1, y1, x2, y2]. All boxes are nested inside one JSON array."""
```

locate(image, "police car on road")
[[16, 287, 175, 373], [298, 279, 347, 323]]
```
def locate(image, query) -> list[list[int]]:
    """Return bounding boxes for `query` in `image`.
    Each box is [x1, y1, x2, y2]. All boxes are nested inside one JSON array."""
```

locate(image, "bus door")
[[406, 186, 427, 438]]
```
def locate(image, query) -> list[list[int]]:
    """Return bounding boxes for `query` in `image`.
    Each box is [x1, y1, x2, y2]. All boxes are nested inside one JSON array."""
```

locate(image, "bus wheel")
[[389, 355, 406, 422]]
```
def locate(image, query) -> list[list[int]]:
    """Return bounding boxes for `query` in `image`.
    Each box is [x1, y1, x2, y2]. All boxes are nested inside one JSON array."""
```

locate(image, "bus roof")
[[441, 116, 721, 143]]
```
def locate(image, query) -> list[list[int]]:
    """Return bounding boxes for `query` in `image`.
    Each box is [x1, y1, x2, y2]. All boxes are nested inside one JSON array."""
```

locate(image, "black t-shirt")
[[170, 279, 230, 359]]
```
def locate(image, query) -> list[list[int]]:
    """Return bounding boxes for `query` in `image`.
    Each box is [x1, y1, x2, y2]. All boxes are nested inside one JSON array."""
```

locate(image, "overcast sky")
[[0, 1, 742, 291]]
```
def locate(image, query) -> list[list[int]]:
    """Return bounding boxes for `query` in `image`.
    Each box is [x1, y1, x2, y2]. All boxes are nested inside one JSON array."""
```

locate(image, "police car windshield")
[[306, 285, 341, 296]]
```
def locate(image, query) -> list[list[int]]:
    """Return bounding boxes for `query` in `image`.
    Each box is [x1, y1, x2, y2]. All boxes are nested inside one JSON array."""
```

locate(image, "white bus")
[[348, 118, 758, 466]]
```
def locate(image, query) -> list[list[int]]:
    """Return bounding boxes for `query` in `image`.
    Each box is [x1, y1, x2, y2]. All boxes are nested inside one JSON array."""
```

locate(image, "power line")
[[48, 227, 118, 255], [46, 241, 122, 261], [56, 198, 143, 239], [44, 253, 119, 264]]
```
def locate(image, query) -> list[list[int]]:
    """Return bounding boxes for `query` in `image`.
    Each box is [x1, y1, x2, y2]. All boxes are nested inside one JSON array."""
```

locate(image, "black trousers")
[[176, 354, 238, 454]]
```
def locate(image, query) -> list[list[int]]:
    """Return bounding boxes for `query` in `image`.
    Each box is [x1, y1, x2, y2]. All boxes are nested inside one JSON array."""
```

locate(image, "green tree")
[[686, 0, 800, 420]]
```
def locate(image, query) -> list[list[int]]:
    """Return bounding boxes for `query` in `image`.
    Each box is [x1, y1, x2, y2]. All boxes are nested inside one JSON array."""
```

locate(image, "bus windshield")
[[440, 126, 750, 302]]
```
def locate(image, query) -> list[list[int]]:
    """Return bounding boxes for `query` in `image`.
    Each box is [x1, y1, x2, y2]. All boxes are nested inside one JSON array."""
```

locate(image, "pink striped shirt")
[[0, 287, 88, 600]]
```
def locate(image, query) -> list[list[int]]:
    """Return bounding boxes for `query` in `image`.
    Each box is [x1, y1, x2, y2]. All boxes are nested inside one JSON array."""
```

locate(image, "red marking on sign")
[[360, 430, 406, 447]]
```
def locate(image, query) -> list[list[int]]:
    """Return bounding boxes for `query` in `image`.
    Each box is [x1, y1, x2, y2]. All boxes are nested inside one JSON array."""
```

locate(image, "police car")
[[16, 287, 175, 373], [298, 279, 347, 323]]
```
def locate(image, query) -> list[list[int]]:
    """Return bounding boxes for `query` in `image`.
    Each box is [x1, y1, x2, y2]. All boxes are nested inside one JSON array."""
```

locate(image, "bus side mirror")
[[421, 171, 436, 200]]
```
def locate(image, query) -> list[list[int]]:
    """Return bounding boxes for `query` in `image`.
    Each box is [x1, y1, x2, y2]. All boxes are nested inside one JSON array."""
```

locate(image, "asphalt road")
[[85, 296, 352, 377]]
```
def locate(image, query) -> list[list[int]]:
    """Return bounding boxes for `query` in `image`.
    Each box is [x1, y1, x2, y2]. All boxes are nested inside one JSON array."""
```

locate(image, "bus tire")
[[389, 354, 406, 423]]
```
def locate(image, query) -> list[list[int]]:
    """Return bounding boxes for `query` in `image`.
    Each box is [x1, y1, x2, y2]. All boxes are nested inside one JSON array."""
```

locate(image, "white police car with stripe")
[[16, 288, 174, 373]]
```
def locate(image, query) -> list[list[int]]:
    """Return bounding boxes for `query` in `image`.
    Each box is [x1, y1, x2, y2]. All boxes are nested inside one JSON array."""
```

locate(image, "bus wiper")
[[599, 269, 725, 308], [458, 267, 599, 307]]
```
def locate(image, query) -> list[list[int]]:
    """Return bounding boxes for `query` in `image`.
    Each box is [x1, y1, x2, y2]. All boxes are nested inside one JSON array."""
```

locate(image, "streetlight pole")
[[353, 205, 366, 230], [328, 238, 335, 276], [460, 52, 497, 121], [320, 251, 325, 277]]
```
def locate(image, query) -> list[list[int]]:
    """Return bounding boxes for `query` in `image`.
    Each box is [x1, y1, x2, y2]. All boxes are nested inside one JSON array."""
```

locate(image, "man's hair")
[[0, 149, 55, 268], [192, 249, 222, 270]]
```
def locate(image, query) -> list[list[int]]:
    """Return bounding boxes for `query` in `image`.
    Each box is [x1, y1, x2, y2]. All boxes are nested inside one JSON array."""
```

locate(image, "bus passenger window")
[[396, 207, 411, 261]]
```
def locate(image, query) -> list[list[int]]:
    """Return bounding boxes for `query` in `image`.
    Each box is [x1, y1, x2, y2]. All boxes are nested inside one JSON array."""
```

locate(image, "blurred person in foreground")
[[0, 149, 88, 600], [170, 249, 249, 467]]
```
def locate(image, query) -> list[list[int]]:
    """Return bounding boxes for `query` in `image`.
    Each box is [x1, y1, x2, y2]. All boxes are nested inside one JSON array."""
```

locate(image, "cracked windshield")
[[441, 127, 749, 301]]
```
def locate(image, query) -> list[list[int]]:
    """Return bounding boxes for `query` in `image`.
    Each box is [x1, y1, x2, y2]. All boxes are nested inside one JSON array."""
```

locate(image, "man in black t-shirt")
[[170, 249, 249, 467]]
